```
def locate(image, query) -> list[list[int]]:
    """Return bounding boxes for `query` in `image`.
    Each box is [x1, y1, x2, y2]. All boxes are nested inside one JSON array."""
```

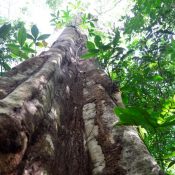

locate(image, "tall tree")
[[0, 26, 163, 175]]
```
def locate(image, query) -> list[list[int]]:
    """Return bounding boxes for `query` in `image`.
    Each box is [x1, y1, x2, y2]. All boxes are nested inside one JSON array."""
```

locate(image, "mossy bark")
[[0, 27, 163, 175]]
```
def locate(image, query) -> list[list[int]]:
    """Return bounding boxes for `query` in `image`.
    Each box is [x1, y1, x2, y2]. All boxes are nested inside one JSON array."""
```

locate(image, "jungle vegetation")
[[0, 0, 175, 174]]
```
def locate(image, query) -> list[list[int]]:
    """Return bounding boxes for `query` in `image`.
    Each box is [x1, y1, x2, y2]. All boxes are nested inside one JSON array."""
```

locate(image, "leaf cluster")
[[0, 21, 50, 75]]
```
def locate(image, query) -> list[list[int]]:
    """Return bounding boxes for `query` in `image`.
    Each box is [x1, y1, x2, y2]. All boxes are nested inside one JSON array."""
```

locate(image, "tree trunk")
[[0, 27, 163, 175]]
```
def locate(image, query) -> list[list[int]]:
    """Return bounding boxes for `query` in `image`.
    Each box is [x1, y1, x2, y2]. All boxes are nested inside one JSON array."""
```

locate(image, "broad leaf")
[[86, 41, 95, 50], [81, 52, 98, 59], [31, 25, 39, 40], [22, 46, 35, 53], [0, 23, 11, 39], [94, 35, 102, 48], [101, 44, 111, 51], [114, 107, 158, 131], [27, 33, 34, 40], [7, 44, 28, 59], [152, 75, 163, 81], [37, 34, 50, 40], [18, 27, 27, 47], [168, 160, 175, 168], [2, 62, 11, 71], [7, 44, 20, 51], [90, 22, 95, 27]]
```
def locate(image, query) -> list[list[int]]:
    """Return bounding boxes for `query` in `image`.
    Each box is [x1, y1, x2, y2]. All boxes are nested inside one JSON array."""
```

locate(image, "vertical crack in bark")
[[48, 27, 91, 175], [52, 65, 91, 174]]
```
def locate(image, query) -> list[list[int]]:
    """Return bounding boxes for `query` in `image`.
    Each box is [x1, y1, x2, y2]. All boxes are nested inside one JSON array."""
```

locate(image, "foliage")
[[50, 1, 97, 29], [27, 25, 50, 52], [0, 23, 12, 75], [50, 7, 73, 28], [46, 0, 63, 11], [119, 1, 175, 173], [114, 95, 175, 173], [81, 0, 175, 174], [0, 21, 50, 75], [7, 25, 34, 60]]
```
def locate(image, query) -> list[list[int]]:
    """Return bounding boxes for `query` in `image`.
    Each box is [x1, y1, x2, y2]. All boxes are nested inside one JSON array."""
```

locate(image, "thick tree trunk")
[[0, 27, 163, 175]]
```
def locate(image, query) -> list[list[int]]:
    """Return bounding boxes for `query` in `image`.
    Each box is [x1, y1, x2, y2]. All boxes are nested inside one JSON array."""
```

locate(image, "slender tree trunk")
[[0, 27, 163, 175]]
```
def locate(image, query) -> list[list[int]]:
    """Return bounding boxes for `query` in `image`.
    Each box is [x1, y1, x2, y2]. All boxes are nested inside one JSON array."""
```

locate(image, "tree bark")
[[0, 26, 163, 175]]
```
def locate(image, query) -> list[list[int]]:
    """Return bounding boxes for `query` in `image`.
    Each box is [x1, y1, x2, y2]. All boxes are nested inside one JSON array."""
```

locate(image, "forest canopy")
[[0, 0, 175, 174]]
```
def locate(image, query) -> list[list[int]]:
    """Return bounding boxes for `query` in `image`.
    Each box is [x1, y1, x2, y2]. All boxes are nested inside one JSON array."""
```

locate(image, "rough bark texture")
[[0, 27, 163, 175]]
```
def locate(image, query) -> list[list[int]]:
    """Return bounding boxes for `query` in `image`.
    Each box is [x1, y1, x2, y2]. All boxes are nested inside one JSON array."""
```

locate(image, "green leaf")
[[22, 46, 35, 53], [2, 62, 11, 71], [90, 22, 95, 27], [31, 25, 39, 40], [81, 14, 87, 24], [7, 43, 20, 51], [86, 41, 95, 50], [62, 7, 72, 23], [138, 126, 148, 139], [94, 35, 102, 48], [18, 27, 27, 47], [168, 160, 175, 168], [124, 15, 144, 34], [114, 107, 158, 131], [27, 33, 34, 40], [113, 29, 120, 46], [0, 23, 11, 39], [9, 46, 20, 55], [7, 44, 28, 59], [56, 10, 60, 17], [101, 44, 111, 51], [36, 41, 44, 47], [152, 75, 164, 81], [159, 116, 175, 127], [81, 52, 98, 59], [164, 152, 175, 159], [37, 34, 50, 40], [51, 13, 56, 17]]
